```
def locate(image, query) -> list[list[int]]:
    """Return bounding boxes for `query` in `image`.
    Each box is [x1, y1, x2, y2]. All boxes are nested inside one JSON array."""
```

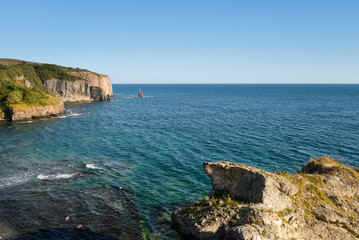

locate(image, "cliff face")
[[44, 79, 91, 102], [172, 157, 359, 240], [44, 72, 113, 102], [10, 102, 65, 121], [70, 71, 113, 98]]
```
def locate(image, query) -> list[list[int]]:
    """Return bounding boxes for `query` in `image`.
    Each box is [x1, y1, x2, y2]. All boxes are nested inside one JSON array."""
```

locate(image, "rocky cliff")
[[44, 79, 91, 102], [0, 59, 114, 121], [172, 157, 359, 240], [44, 72, 113, 102], [70, 71, 113, 99]]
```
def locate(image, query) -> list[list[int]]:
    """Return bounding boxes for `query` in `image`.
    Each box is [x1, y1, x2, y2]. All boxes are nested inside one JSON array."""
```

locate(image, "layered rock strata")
[[44, 71, 113, 102], [172, 157, 359, 240]]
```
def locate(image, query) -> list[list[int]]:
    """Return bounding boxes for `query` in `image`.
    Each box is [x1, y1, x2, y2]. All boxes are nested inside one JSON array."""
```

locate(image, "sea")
[[0, 84, 358, 239]]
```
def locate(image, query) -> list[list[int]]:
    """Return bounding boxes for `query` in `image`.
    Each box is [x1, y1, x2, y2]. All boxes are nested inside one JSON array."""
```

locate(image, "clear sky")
[[1, 0, 358, 83]]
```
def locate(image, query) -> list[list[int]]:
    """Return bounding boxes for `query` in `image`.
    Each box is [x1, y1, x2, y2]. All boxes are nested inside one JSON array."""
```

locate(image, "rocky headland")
[[0, 58, 113, 121], [172, 156, 359, 240]]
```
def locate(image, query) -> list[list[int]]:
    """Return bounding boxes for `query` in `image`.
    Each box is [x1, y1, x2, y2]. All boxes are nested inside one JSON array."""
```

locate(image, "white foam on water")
[[0, 172, 34, 189], [65, 110, 87, 117], [295, 149, 310, 155], [68, 113, 84, 117], [85, 164, 102, 170], [121, 96, 136, 99], [37, 173, 78, 180], [19, 120, 34, 123], [53, 115, 67, 119]]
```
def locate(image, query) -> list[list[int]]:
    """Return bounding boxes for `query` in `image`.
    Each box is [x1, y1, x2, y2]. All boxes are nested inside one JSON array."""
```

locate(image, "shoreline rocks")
[[172, 157, 359, 240], [10, 101, 66, 121]]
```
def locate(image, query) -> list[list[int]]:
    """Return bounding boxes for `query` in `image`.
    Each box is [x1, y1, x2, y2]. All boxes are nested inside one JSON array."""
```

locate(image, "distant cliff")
[[172, 156, 359, 240], [0, 58, 113, 121], [44, 71, 113, 102]]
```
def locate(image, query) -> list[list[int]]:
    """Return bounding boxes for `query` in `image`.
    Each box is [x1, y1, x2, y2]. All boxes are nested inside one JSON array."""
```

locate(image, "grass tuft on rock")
[[300, 156, 359, 179]]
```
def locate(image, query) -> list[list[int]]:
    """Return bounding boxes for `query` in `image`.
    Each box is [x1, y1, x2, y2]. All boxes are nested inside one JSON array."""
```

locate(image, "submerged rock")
[[172, 156, 359, 240]]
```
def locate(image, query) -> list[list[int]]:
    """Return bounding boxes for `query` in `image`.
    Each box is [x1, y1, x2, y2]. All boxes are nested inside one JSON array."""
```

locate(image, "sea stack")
[[138, 89, 144, 97]]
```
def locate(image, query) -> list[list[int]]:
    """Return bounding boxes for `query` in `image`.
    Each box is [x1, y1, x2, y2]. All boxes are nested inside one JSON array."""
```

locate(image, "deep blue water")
[[0, 84, 359, 239]]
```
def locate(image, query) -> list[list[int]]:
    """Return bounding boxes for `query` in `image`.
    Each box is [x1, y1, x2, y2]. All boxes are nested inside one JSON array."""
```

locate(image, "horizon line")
[[112, 83, 359, 85]]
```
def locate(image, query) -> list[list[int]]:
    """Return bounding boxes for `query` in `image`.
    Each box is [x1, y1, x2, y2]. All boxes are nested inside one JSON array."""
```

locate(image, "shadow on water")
[[4, 228, 120, 240]]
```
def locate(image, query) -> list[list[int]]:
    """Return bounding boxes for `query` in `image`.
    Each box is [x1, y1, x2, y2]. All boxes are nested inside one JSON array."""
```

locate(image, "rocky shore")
[[172, 156, 359, 239], [10, 101, 65, 121]]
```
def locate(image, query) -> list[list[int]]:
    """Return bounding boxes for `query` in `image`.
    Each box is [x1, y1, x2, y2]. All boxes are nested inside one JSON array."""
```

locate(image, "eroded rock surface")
[[172, 157, 359, 240]]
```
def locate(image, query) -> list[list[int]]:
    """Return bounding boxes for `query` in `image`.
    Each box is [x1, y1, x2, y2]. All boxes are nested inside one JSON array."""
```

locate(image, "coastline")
[[0, 59, 114, 122]]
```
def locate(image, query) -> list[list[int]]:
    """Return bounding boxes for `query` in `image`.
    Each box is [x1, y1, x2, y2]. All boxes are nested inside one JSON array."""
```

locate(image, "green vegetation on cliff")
[[0, 58, 87, 117], [0, 80, 59, 108]]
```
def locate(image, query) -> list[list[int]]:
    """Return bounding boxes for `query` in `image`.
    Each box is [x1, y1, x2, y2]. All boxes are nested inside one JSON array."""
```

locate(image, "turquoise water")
[[1, 84, 359, 239]]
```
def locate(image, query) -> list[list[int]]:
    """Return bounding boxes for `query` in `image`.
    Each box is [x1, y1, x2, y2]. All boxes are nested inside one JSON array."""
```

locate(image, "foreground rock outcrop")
[[172, 157, 359, 240]]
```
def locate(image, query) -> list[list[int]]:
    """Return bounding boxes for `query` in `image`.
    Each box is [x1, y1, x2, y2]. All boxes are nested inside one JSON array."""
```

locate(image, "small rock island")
[[172, 156, 359, 240], [138, 89, 144, 97], [0, 58, 113, 121]]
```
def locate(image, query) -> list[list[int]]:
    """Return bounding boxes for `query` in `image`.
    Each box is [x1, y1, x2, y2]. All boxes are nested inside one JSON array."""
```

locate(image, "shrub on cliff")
[[6, 90, 23, 105], [0, 62, 84, 88], [34, 64, 83, 82], [0, 80, 58, 114]]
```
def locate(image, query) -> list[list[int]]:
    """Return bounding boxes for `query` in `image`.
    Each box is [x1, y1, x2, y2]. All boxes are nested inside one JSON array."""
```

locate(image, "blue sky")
[[1, 0, 358, 83]]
